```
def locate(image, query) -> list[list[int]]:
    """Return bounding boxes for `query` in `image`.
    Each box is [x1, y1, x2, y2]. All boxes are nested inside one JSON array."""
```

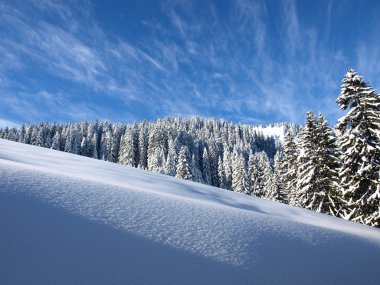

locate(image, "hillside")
[[1, 138, 380, 285]]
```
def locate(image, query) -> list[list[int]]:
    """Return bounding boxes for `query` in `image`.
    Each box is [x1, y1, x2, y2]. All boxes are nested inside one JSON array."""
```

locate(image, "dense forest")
[[1, 69, 379, 227]]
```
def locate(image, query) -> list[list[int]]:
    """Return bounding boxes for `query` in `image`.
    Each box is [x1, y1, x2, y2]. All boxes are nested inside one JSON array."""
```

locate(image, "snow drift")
[[0, 139, 379, 285]]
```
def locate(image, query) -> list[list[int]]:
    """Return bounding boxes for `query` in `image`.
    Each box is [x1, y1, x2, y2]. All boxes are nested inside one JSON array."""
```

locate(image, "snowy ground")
[[1, 139, 380, 285]]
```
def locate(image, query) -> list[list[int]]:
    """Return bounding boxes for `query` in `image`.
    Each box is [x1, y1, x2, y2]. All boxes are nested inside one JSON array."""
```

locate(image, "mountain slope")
[[1, 139, 379, 285]]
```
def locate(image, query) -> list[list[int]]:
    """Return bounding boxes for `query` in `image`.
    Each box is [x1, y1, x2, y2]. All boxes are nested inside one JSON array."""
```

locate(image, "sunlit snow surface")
[[1, 139, 380, 285], [252, 125, 287, 141]]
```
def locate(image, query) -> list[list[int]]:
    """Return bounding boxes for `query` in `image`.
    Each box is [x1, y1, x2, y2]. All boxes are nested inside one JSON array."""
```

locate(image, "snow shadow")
[[0, 192, 252, 285]]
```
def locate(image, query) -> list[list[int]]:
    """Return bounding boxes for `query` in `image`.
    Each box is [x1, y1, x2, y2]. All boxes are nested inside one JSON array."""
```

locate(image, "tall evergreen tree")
[[51, 131, 61, 151], [336, 69, 380, 226], [296, 111, 318, 208], [176, 146, 192, 180], [266, 150, 288, 203], [246, 152, 258, 195], [202, 148, 212, 185], [313, 113, 342, 216], [165, 139, 177, 176], [217, 155, 227, 189], [254, 151, 272, 198], [282, 132, 298, 205], [118, 128, 137, 167], [232, 151, 246, 193]]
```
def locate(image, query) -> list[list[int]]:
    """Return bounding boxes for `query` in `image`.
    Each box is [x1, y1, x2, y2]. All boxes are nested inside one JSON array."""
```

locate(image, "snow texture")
[[1, 139, 380, 284]]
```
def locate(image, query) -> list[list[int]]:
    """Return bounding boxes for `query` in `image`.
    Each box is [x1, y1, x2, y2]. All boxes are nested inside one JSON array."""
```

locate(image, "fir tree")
[[217, 155, 227, 189], [51, 131, 61, 151], [314, 113, 342, 216], [246, 152, 259, 195], [254, 151, 272, 198], [282, 132, 299, 205], [118, 128, 137, 167], [232, 151, 246, 193], [267, 150, 288, 203], [176, 146, 192, 180], [202, 148, 212, 185], [296, 111, 318, 208], [336, 69, 380, 226], [165, 139, 177, 176]]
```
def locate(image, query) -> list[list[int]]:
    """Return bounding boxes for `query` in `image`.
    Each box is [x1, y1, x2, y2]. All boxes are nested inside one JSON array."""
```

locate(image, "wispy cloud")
[[0, 0, 377, 127]]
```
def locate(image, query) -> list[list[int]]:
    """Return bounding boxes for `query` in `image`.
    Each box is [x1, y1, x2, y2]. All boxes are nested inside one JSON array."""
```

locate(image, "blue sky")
[[1, 0, 380, 128]]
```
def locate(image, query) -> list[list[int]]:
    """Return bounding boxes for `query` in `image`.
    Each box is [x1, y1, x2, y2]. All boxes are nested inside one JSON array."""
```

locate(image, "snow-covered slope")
[[1, 139, 379, 285]]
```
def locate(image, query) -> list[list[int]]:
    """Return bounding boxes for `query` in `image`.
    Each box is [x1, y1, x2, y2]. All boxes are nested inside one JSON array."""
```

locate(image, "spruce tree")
[[165, 139, 177, 176], [202, 148, 212, 185], [218, 155, 227, 189], [176, 146, 192, 180], [314, 113, 342, 216], [282, 132, 298, 205], [267, 150, 288, 203], [232, 151, 246, 193], [336, 69, 380, 226], [254, 151, 272, 198], [296, 111, 318, 208], [118, 128, 137, 167], [246, 152, 259, 195]]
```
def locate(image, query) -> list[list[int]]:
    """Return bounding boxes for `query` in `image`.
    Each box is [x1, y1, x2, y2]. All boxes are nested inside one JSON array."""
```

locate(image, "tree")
[[176, 146, 192, 180], [202, 148, 212, 185], [267, 150, 288, 203], [336, 69, 380, 226], [254, 151, 272, 198], [232, 151, 246, 193], [314, 113, 342, 216], [282, 132, 298, 205], [165, 139, 177, 176], [296, 111, 318, 208], [246, 152, 259, 195], [118, 128, 137, 167], [223, 150, 233, 190], [51, 131, 61, 151], [218, 155, 227, 189]]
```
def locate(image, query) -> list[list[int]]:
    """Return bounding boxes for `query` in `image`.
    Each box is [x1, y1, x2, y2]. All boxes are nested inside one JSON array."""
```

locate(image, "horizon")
[[1, 0, 380, 128]]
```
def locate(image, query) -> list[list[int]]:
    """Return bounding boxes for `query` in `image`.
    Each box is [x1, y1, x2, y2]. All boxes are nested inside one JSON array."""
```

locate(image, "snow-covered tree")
[[165, 139, 177, 176], [296, 111, 318, 208], [223, 150, 233, 190], [138, 124, 149, 169], [202, 148, 212, 185], [313, 113, 342, 216], [254, 151, 272, 198], [217, 155, 227, 189], [336, 69, 380, 226], [118, 128, 137, 167], [266, 150, 288, 203], [232, 151, 246, 193], [176, 146, 192, 180], [246, 152, 259, 195], [282, 132, 299, 205], [191, 153, 203, 182], [51, 131, 61, 151]]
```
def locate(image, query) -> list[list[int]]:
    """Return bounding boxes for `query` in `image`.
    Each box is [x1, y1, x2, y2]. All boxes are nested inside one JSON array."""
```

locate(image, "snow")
[[252, 124, 287, 141], [1, 139, 380, 284]]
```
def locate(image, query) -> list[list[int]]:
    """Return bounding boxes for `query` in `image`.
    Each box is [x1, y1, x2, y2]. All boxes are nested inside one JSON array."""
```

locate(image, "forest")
[[1, 69, 379, 228]]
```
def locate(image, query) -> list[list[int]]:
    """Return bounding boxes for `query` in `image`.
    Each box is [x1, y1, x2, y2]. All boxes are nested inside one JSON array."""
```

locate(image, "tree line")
[[0, 116, 294, 199], [1, 69, 379, 227], [280, 69, 380, 227]]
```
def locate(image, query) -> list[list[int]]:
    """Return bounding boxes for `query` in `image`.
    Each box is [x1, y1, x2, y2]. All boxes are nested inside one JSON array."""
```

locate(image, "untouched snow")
[[252, 124, 287, 141], [1, 139, 380, 284]]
